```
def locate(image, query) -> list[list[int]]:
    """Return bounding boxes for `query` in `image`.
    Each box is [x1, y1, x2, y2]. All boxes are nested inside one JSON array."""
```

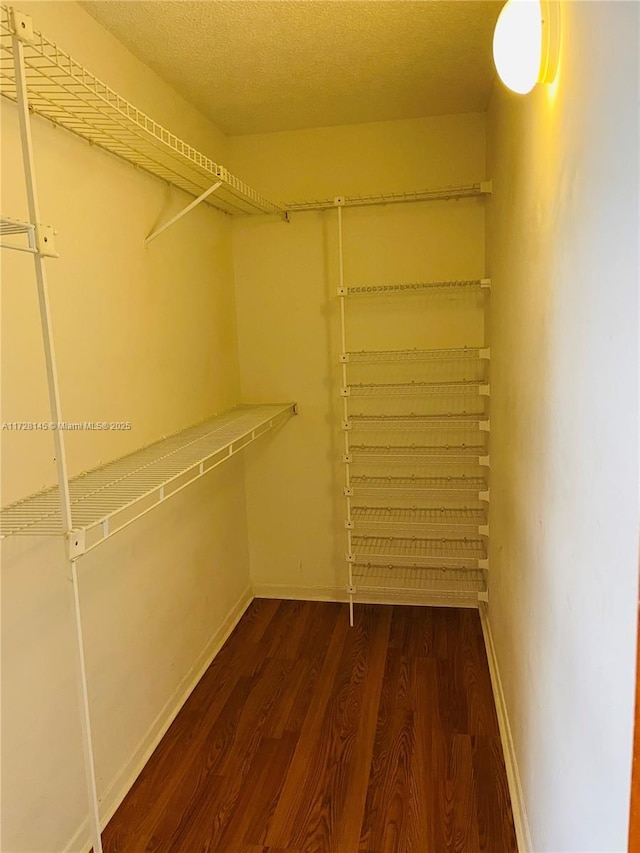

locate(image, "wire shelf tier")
[[350, 534, 487, 567], [350, 505, 487, 532], [342, 279, 490, 297], [344, 379, 487, 397], [0, 403, 296, 552], [349, 474, 488, 497], [347, 413, 489, 429], [349, 443, 487, 461], [286, 182, 491, 212], [351, 565, 487, 599], [1, 216, 32, 236], [0, 6, 282, 216], [343, 347, 487, 364], [0, 214, 36, 252]]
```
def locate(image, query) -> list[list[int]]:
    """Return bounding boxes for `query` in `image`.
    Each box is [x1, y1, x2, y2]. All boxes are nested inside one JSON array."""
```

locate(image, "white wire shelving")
[[1, 8, 294, 851], [0, 214, 58, 255], [351, 565, 486, 605], [0, 403, 296, 556], [348, 445, 487, 464], [286, 182, 492, 212], [343, 379, 489, 397], [334, 193, 492, 618], [347, 412, 489, 428], [0, 215, 34, 251], [349, 505, 488, 534], [342, 346, 489, 363], [0, 5, 282, 216], [339, 278, 491, 297], [350, 534, 487, 567], [348, 473, 488, 498]]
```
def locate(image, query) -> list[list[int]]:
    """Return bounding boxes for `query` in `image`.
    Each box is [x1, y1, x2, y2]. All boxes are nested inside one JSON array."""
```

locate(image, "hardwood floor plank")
[[147, 656, 296, 851], [175, 732, 297, 852], [102, 599, 281, 851], [436, 611, 470, 735], [227, 731, 299, 849], [409, 655, 438, 853], [358, 618, 431, 853], [265, 602, 340, 741], [333, 606, 392, 853], [266, 605, 390, 851], [437, 732, 481, 853], [264, 605, 360, 848], [264, 599, 312, 661], [103, 601, 517, 853], [235, 847, 300, 853]]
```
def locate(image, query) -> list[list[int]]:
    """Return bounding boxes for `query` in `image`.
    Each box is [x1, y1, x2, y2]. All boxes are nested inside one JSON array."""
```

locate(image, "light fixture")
[[493, 0, 560, 95]]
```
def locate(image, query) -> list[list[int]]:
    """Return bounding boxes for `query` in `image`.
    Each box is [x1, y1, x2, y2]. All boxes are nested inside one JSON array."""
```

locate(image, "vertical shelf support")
[[10, 14, 103, 853], [71, 560, 103, 853], [336, 197, 354, 627], [11, 23, 72, 532]]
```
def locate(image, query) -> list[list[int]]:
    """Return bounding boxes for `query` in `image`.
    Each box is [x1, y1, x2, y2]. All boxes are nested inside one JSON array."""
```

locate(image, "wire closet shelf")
[[351, 565, 487, 601], [350, 505, 488, 532], [0, 5, 282, 216], [350, 533, 487, 566], [349, 444, 487, 460], [0, 215, 35, 251], [0, 403, 296, 556], [344, 379, 489, 397], [286, 182, 492, 212], [342, 346, 489, 363], [340, 278, 491, 297]]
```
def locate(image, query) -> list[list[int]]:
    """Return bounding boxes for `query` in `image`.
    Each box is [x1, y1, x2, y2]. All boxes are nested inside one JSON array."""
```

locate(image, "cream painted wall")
[[486, 3, 639, 851], [1, 1, 236, 504], [1, 4, 253, 850], [229, 114, 488, 596]]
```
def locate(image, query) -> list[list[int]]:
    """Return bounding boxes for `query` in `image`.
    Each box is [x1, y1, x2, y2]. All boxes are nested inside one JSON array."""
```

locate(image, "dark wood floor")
[[102, 600, 517, 853]]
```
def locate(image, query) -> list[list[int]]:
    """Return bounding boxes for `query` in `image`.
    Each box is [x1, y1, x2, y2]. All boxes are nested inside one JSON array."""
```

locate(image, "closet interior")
[[0, 5, 490, 851], [4, 2, 636, 852]]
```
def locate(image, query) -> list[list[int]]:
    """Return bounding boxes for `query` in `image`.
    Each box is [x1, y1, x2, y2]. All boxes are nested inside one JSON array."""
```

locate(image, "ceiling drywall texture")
[[82, 1, 500, 136]]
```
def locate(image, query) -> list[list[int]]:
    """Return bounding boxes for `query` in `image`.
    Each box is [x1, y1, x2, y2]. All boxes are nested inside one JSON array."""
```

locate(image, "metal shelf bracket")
[[145, 181, 222, 244], [9, 7, 34, 42], [35, 223, 57, 256], [67, 529, 86, 560]]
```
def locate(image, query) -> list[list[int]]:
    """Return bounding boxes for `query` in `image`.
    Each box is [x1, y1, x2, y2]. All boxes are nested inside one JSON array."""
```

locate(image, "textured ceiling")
[[83, 1, 501, 136]]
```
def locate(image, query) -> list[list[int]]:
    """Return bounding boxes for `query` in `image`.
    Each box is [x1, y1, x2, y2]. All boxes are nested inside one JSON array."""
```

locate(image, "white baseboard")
[[252, 583, 348, 602], [253, 583, 480, 609], [66, 584, 253, 853], [479, 604, 532, 853]]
